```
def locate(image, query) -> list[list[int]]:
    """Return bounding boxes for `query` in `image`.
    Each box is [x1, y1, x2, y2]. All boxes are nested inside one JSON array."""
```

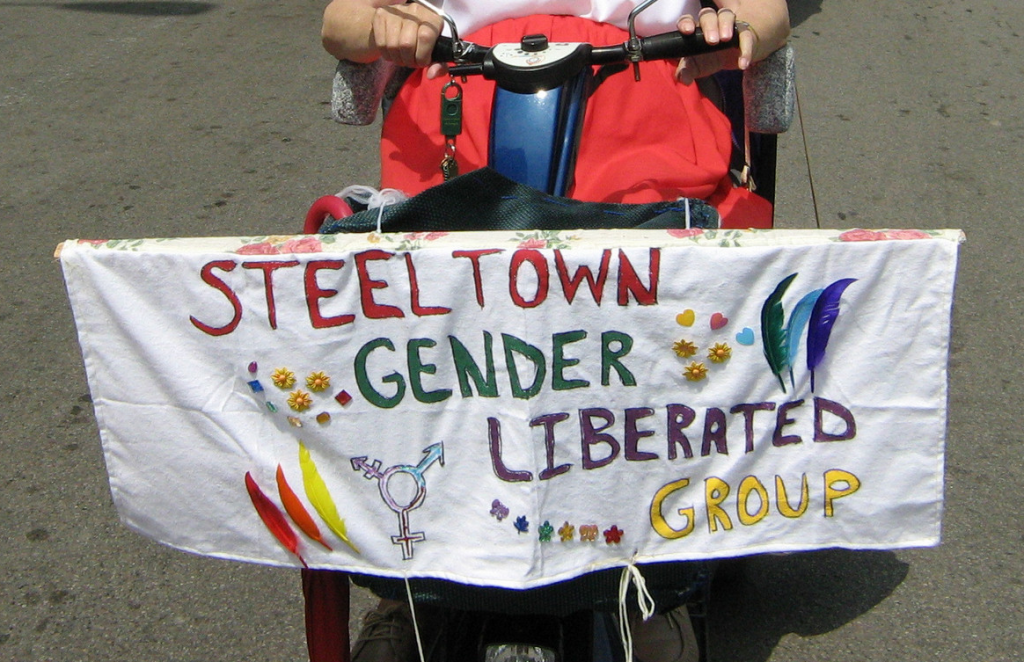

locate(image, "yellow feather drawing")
[[299, 441, 360, 554]]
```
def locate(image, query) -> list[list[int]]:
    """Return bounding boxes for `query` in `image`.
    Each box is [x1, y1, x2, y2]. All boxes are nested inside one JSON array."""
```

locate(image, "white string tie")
[[335, 185, 408, 234], [618, 562, 656, 662], [404, 576, 427, 662], [684, 198, 692, 229]]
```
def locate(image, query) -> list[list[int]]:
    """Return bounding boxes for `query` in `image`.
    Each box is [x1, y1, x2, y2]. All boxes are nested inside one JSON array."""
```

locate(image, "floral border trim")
[[60, 228, 965, 256]]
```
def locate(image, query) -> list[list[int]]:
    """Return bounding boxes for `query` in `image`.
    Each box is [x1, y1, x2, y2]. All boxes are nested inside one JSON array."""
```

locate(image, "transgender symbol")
[[351, 443, 445, 560]]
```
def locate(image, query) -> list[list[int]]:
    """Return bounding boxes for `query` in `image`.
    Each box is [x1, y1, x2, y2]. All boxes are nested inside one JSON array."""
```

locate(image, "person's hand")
[[371, 2, 445, 72], [674, 6, 758, 85]]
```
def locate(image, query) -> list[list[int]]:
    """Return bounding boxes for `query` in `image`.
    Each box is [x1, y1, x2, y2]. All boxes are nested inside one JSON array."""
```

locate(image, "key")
[[440, 144, 459, 181]]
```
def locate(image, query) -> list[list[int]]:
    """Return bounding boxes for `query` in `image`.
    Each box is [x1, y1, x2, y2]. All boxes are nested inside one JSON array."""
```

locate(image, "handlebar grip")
[[431, 36, 487, 65], [640, 29, 739, 61], [431, 35, 455, 63]]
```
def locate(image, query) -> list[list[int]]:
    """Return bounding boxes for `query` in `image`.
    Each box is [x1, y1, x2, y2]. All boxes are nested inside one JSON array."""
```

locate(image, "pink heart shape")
[[710, 312, 728, 330]]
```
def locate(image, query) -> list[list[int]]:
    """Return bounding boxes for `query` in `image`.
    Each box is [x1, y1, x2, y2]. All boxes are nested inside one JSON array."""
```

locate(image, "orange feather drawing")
[[276, 465, 332, 551]]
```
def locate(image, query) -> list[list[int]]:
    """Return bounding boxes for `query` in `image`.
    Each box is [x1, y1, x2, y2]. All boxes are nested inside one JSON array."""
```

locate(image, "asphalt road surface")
[[1, 0, 1022, 660]]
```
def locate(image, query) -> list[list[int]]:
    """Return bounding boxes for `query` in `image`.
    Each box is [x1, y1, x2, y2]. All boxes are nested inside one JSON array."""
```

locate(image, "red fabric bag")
[[379, 15, 771, 229]]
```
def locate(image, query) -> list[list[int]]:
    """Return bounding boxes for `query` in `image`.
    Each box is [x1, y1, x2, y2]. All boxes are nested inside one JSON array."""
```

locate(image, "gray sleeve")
[[743, 44, 796, 135], [330, 58, 405, 126]]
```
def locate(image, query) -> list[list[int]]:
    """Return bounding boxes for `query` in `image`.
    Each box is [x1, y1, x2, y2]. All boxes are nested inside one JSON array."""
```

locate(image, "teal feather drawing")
[[760, 273, 798, 392], [784, 288, 824, 388]]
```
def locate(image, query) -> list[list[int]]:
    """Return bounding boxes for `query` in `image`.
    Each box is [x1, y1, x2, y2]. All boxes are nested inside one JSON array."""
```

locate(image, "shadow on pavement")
[[788, 0, 824, 28], [708, 549, 909, 661], [1, 1, 219, 16], [0, 1, 213, 14], [62, 1, 213, 15]]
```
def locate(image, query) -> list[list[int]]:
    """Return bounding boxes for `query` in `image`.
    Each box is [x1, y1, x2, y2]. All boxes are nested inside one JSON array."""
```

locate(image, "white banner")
[[61, 228, 962, 589]]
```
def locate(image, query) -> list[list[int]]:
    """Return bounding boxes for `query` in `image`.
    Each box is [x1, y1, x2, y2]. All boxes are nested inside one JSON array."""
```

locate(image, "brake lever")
[[626, 0, 663, 80], [413, 0, 481, 66]]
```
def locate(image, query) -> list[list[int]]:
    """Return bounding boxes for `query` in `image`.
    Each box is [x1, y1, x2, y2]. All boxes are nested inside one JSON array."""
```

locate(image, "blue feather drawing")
[[806, 278, 858, 392], [784, 288, 824, 388], [759, 276, 858, 393]]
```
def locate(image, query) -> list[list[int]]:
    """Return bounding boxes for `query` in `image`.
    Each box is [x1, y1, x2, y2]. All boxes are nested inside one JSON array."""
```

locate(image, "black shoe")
[[352, 601, 416, 662], [632, 605, 699, 662]]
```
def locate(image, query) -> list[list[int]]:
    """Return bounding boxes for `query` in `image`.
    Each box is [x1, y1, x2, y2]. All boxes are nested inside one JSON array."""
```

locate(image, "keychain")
[[440, 78, 463, 180]]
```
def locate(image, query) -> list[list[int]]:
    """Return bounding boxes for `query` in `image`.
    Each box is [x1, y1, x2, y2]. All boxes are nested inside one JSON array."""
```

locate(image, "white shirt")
[[437, 0, 704, 39]]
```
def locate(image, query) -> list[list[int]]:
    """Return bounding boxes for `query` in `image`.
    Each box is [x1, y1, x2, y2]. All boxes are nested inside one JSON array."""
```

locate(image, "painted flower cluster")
[[245, 362, 353, 427], [492, 500, 623, 545]]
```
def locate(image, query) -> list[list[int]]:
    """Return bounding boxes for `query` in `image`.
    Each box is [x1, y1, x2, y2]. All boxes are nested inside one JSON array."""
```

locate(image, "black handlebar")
[[430, 38, 487, 65], [431, 28, 737, 65], [627, 28, 738, 61], [429, 28, 739, 93]]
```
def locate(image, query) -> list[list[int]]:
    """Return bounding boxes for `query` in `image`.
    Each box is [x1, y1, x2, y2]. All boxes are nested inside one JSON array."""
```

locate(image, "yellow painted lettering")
[[775, 474, 809, 518], [650, 478, 695, 539], [824, 469, 861, 517], [737, 475, 769, 526], [705, 477, 733, 533]]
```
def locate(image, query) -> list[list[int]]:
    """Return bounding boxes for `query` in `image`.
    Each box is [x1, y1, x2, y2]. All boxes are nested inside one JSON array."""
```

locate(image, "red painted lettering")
[[404, 253, 450, 317], [355, 249, 404, 319], [617, 248, 660, 306], [190, 260, 242, 336], [242, 260, 299, 329], [304, 260, 355, 329], [452, 249, 503, 307], [509, 249, 549, 308], [554, 249, 611, 304]]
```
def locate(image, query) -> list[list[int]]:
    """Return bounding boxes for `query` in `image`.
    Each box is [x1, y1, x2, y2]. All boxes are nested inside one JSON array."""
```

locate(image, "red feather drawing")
[[244, 471, 307, 567]]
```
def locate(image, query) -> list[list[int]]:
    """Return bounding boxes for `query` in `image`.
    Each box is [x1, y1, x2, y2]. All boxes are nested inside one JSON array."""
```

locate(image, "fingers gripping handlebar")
[[627, 28, 738, 61], [430, 29, 739, 94], [430, 38, 486, 66]]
